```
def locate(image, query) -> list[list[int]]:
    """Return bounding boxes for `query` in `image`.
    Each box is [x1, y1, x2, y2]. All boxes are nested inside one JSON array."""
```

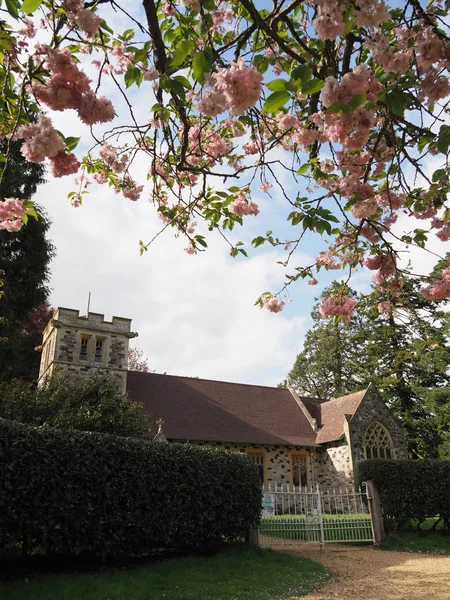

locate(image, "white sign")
[[262, 493, 276, 517]]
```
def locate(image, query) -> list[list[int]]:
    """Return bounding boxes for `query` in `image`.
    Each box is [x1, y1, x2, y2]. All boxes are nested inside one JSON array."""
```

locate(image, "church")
[[38, 307, 408, 489]]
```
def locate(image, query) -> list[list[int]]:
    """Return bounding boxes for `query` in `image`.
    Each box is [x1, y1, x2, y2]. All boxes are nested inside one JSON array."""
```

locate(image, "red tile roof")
[[126, 371, 367, 446], [126, 372, 317, 446], [313, 390, 367, 443]]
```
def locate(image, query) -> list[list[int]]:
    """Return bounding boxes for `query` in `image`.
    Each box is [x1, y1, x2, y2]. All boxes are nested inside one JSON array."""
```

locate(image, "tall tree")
[[285, 284, 366, 399], [286, 268, 450, 458], [0, 140, 55, 381]]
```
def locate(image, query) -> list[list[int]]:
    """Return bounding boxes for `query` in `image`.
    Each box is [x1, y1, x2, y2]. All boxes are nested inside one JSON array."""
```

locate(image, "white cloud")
[[39, 171, 307, 386]]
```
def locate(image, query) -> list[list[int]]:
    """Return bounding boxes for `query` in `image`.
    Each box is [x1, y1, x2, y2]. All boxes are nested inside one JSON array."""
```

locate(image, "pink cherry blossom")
[[73, 9, 101, 37], [319, 294, 357, 323], [243, 142, 259, 155], [277, 112, 297, 129], [263, 295, 285, 313], [212, 57, 263, 115], [17, 115, 64, 163], [49, 151, 81, 177]]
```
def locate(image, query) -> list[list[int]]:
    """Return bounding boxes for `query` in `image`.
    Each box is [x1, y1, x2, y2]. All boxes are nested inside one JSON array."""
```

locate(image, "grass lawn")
[[0, 545, 330, 600], [260, 514, 373, 543], [379, 520, 450, 555]]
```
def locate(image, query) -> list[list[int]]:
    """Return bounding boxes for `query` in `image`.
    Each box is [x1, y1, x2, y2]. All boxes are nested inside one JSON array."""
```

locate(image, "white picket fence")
[[258, 483, 374, 545]]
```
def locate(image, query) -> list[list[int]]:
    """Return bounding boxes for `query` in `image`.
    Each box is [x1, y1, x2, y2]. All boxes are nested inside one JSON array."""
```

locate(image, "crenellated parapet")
[[38, 306, 137, 394]]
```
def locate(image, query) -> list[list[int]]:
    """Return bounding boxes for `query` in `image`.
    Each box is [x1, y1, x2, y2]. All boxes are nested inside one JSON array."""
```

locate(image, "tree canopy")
[[0, 136, 54, 381], [0, 0, 450, 317], [286, 265, 450, 459], [0, 373, 151, 437]]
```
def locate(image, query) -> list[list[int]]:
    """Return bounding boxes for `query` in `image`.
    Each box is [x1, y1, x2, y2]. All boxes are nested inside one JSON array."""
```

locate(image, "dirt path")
[[270, 544, 450, 600]]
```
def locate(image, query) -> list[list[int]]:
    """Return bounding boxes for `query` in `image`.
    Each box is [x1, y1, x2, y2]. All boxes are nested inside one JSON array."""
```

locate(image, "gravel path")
[[270, 544, 450, 600]]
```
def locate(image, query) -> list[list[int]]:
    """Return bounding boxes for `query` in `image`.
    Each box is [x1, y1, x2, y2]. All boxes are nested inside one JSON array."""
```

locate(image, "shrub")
[[358, 459, 450, 529], [0, 419, 262, 557], [0, 374, 150, 437]]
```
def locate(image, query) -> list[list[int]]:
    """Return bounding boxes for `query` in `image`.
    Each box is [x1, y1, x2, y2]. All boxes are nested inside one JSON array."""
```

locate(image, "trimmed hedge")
[[0, 418, 261, 557], [358, 459, 450, 528]]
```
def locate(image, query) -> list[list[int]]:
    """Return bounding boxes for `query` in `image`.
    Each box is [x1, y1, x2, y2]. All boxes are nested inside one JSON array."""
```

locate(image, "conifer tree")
[[286, 270, 450, 458], [0, 141, 55, 381]]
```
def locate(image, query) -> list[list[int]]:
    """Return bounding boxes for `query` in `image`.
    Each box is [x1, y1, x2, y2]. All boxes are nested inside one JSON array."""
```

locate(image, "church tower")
[[38, 307, 138, 394]]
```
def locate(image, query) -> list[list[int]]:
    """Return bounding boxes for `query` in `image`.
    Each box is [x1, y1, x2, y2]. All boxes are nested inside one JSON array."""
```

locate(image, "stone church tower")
[[38, 307, 137, 394]]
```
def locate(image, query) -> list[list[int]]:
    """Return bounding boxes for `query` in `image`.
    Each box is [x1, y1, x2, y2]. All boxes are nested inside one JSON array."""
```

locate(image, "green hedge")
[[358, 459, 450, 527], [0, 419, 261, 557]]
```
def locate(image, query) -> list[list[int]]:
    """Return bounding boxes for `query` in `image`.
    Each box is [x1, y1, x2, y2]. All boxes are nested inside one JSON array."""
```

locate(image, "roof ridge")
[[325, 388, 368, 404], [126, 370, 292, 391]]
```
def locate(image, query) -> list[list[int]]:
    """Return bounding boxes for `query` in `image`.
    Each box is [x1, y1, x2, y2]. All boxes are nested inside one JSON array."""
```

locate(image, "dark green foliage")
[[0, 418, 262, 558], [0, 139, 55, 381], [358, 459, 450, 529], [286, 267, 450, 458], [0, 374, 150, 438], [285, 284, 365, 399]]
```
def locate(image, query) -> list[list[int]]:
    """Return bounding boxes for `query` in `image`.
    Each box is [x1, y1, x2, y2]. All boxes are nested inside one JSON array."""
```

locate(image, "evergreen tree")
[[286, 270, 450, 458], [285, 283, 367, 399], [0, 140, 55, 381]]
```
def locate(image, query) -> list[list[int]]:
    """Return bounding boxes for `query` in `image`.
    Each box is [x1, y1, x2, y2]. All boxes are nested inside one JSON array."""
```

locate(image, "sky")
[[27, 1, 449, 387]]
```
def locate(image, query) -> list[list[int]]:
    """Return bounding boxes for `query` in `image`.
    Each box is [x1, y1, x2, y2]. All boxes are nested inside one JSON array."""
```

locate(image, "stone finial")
[[152, 417, 168, 443]]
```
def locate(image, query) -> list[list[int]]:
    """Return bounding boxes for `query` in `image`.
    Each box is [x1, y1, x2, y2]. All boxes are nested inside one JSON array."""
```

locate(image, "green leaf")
[[5, 0, 20, 18], [302, 78, 324, 95], [21, 0, 42, 13], [251, 236, 266, 248], [252, 55, 269, 74], [64, 137, 80, 152], [432, 168, 447, 183], [124, 66, 140, 88], [290, 64, 312, 83], [266, 79, 287, 92], [385, 89, 406, 117], [172, 75, 191, 89], [192, 48, 213, 84], [437, 125, 450, 154], [262, 91, 290, 114], [348, 93, 366, 110], [297, 163, 311, 175], [169, 40, 195, 69]]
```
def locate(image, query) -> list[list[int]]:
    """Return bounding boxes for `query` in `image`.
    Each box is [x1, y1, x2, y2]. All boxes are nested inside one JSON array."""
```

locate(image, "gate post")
[[315, 483, 325, 546], [246, 526, 260, 547], [366, 480, 385, 544]]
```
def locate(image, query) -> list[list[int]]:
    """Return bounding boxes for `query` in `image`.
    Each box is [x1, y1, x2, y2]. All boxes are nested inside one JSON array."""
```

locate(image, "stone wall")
[[312, 442, 354, 487], [187, 440, 315, 487], [349, 385, 408, 464]]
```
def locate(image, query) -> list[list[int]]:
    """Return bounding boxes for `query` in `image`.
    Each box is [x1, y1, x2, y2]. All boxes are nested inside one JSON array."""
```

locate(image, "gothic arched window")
[[364, 422, 395, 459]]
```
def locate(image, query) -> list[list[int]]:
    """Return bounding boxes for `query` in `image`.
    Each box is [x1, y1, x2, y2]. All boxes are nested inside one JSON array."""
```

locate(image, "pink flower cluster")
[[18, 115, 64, 162], [0, 198, 27, 232], [99, 143, 128, 173], [365, 252, 397, 287], [32, 48, 114, 126], [316, 251, 341, 270], [321, 65, 382, 107], [49, 151, 81, 177], [311, 0, 388, 40], [65, 0, 101, 37], [263, 295, 285, 313], [277, 112, 298, 129], [319, 294, 357, 323], [421, 268, 450, 300], [17, 115, 80, 178], [229, 191, 259, 217], [198, 57, 263, 117]]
